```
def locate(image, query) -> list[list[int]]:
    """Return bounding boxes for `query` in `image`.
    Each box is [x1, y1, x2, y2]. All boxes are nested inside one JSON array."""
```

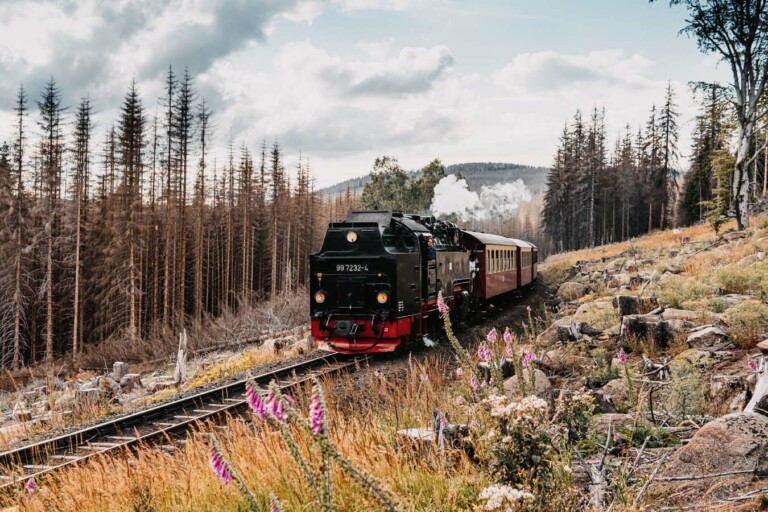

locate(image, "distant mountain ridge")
[[319, 162, 550, 196]]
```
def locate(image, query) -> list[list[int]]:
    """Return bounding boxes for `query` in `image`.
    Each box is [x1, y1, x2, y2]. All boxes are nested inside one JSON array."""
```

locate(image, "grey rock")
[[659, 413, 768, 483], [503, 370, 552, 399], [687, 326, 729, 348], [119, 373, 143, 390], [557, 282, 588, 301]]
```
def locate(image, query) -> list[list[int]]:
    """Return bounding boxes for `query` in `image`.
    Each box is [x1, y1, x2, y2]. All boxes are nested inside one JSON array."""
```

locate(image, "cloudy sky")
[[0, 0, 731, 187]]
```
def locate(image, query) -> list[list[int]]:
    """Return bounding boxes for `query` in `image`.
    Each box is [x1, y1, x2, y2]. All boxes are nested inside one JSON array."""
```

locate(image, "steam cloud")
[[430, 174, 532, 221]]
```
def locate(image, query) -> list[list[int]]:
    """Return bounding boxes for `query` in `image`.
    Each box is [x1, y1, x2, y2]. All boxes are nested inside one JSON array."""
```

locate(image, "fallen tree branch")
[[656, 468, 755, 482], [633, 452, 670, 506]]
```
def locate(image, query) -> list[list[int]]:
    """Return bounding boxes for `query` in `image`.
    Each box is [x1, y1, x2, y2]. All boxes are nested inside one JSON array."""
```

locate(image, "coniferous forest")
[[543, 82, 768, 252], [0, 68, 325, 369]]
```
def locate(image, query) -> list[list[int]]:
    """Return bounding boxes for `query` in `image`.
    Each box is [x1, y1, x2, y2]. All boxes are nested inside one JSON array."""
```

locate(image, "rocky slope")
[[537, 218, 768, 511]]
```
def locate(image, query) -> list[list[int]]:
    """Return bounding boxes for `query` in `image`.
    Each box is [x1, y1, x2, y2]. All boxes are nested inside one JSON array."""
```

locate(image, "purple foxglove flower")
[[521, 350, 537, 368], [440, 416, 447, 429], [455, 367, 464, 378], [749, 359, 758, 372], [503, 328, 512, 344], [470, 376, 478, 389], [25, 478, 35, 494], [617, 348, 627, 364], [470, 420, 477, 428], [374, 370, 382, 378], [309, 392, 324, 435], [505, 343, 514, 357], [209, 446, 232, 485], [526, 305, 532, 313], [456, 395, 465, 405], [437, 293, 449, 313], [480, 379, 487, 388], [267, 393, 285, 422], [284, 394, 295, 405], [486, 328, 497, 343], [613, 431, 619, 443], [246, 382, 267, 419], [419, 373, 429, 383], [477, 345, 492, 362], [270, 496, 282, 512]]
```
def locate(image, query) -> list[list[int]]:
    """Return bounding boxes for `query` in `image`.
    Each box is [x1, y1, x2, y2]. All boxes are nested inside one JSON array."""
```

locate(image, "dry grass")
[[139, 343, 304, 407], [540, 221, 728, 285], [6, 356, 488, 512]]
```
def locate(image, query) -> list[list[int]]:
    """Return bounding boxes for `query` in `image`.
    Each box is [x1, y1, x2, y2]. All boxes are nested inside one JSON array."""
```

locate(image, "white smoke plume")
[[430, 174, 532, 221]]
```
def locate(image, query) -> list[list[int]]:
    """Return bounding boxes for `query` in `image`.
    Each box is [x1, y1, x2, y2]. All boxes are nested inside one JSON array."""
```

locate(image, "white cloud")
[[0, 2, 711, 190], [494, 50, 656, 92], [335, 0, 413, 11]]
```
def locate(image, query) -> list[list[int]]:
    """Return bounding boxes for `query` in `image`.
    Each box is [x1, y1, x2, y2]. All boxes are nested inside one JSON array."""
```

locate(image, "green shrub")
[[586, 349, 618, 388], [656, 274, 711, 308], [724, 300, 768, 347], [665, 360, 706, 420], [712, 263, 768, 297], [707, 296, 729, 313], [576, 302, 618, 330]]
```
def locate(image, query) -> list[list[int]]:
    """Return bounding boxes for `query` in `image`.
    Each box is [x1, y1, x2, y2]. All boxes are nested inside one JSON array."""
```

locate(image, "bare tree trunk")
[[195, 161, 205, 322], [46, 221, 53, 365], [271, 215, 278, 298], [733, 120, 755, 230], [72, 191, 82, 354], [763, 127, 767, 197], [12, 228, 22, 369], [128, 207, 137, 339]]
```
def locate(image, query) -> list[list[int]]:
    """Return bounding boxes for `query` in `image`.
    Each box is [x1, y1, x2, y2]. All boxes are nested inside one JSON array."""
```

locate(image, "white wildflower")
[[478, 484, 534, 511]]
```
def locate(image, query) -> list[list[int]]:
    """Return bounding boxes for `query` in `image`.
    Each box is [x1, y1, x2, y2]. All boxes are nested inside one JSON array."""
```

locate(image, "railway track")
[[0, 352, 363, 491]]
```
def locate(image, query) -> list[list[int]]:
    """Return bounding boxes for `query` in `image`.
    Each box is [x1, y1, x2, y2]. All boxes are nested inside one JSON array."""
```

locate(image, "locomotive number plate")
[[336, 264, 369, 272]]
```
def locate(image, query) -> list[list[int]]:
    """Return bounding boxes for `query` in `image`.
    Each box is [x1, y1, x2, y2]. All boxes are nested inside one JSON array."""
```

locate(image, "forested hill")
[[320, 162, 549, 196]]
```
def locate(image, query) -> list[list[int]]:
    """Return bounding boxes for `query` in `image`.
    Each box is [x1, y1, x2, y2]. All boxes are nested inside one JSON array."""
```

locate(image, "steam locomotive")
[[309, 210, 538, 354]]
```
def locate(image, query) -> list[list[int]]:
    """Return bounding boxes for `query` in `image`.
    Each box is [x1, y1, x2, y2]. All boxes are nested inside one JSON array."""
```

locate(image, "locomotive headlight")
[[376, 291, 389, 304], [314, 291, 327, 304], [346, 231, 358, 243]]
